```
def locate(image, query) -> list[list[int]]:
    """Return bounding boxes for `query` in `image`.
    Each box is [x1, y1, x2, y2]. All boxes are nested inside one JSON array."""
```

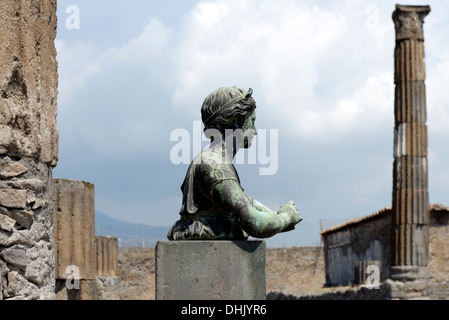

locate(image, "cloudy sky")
[[53, 0, 449, 246]]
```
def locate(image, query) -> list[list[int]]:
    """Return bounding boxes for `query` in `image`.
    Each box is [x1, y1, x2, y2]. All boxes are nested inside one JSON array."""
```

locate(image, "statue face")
[[243, 112, 257, 148]]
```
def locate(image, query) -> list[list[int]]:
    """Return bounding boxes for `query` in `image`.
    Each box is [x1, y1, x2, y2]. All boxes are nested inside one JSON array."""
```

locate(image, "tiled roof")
[[321, 203, 449, 236], [321, 207, 392, 236]]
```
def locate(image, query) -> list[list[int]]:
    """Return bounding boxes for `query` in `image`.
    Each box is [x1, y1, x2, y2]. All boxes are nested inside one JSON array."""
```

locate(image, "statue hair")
[[201, 87, 256, 137]]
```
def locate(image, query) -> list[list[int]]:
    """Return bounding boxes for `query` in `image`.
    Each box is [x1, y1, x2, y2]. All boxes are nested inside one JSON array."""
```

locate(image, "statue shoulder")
[[193, 150, 240, 191], [192, 149, 227, 169]]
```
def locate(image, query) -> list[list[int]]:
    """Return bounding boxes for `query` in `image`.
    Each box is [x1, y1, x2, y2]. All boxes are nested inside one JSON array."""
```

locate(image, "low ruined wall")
[[429, 207, 449, 281], [323, 211, 392, 286], [323, 206, 449, 288], [52, 179, 119, 299]]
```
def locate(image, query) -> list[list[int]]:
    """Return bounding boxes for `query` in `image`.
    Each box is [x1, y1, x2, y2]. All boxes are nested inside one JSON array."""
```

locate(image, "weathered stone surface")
[[391, 4, 430, 277], [4, 295, 24, 300], [96, 236, 118, 277], [0, 213, 16, 232], [394, 41, 426, 81], [0, 160, 28, 179], [8, 179, 44, 192], [392, 189, 429, 225], [53, 179, 96, 280], [7, 271, 29, 296], [429, 208, 449, 282], [8, 209, 33, 229], [394, 81, 427, 125], [94, 276, 120, 300], [1, 247, 28, 271], [26, 192, 45, 210], [0, 188, 27, 208], [25, 240, 54, 286], [322, 208, 392, 286], [392, 5, 431, 42], [393, 123, 428, 157], [55, 277, 119, 301], [0, 0, 58, 300], [156, 240, 266, 300], [0, 0, 59, 167]]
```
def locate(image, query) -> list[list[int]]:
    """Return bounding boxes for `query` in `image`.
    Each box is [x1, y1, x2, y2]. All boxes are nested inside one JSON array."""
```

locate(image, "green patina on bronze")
[[168, 86, 302, 240]]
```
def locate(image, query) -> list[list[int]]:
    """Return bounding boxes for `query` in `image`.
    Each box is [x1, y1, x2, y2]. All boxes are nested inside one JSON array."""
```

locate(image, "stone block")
[[0, 160, 28, 179], [0, 213, 16, 232], [55, 276, 119, 300], [7, 271, 29, 296], [1, 247, 27, 271], [25, 240, 54, 286], [52, 179, 96, 280], [8, 179, 45, 192], [0, 188, 27, 208], [156, 240, 266, 300], [9, 209, 33, 229], [96, 236, 118, 277]]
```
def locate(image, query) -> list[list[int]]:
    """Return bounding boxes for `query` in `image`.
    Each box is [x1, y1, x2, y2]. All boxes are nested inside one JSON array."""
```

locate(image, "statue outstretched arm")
[[212, 180, 302, 238]]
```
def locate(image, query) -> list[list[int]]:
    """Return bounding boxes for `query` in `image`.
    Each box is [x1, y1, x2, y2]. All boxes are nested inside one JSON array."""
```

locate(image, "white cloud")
[[57, 18, 172, 105], [56, 18, 173, 158], [52, 0, 449, 245], [169, 0, 399, 143], [428, 59, 449, 133], [171, 0, 347, 102], [102, 18, 172, 64], [330, 72, 394, 131], [55, 40, 101, 106]]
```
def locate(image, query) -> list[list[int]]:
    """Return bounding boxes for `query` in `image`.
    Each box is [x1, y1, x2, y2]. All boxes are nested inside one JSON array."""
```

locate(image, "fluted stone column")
[[96, 236, 118, 277], [0, 0, 59, 299], [53, 179, 97, 300], [391, 4, 430, 281]]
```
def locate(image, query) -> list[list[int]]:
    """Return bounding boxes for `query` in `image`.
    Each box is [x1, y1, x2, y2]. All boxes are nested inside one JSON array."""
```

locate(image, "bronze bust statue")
[[168, 86, 302, 240]]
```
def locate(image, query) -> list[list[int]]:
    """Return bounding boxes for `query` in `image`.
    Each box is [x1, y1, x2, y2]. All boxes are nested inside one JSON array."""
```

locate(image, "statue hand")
[[278, 201, 302, 232]]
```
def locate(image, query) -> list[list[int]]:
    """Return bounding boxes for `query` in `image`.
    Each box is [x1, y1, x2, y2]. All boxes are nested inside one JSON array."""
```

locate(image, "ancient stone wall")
[[0, 0, 58, 300], [428, 205, 449, 282], [52, 179, 119, 300], [322, 206, 449, 289], [323, 209, 392, 286]]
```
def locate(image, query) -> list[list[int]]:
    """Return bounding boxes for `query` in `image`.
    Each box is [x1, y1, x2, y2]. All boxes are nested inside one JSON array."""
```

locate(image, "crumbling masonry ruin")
[[0, 0, 59, 299], [0, 1, 118, 300], [53, 179, 119, 300]]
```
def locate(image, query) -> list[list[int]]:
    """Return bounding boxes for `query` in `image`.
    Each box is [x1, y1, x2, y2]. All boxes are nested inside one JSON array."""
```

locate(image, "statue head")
[[201, 86, 257, 149]]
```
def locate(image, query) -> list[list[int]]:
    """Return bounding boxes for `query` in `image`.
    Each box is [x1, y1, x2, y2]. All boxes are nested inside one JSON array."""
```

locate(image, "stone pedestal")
[[155, 240, 266, 300]]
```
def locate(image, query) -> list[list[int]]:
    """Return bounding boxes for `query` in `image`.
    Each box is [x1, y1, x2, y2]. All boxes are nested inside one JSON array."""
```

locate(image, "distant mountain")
[[94, 212, 321, 248], [95, 211, 169, 246]]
